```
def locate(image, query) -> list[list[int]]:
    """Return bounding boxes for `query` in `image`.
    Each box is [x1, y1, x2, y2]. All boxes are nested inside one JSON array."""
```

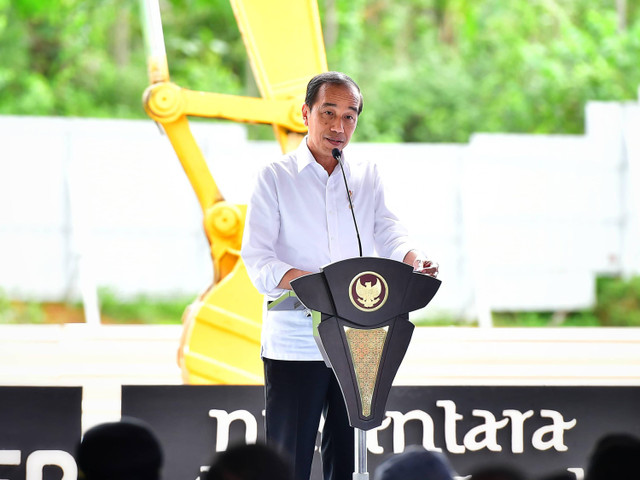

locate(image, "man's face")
[[302, 83, 360, 162]]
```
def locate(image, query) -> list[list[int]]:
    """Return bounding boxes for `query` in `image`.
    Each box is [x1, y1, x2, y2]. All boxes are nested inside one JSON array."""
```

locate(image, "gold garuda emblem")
[[349, 271, 389, 312]]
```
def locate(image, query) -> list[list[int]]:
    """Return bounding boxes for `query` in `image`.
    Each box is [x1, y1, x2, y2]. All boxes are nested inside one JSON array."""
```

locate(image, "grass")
[[0, 294, 46, 324], [2, 275, 640, 326], [0, 288, 191, 325], [96, 289, 192, 325], [491, 310, 601, 327], [410, 275, 640, 328], [412, 316, 477, 327]]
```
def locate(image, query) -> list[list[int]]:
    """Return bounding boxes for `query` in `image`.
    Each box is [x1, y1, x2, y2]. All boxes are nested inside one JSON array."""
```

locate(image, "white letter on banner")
[[0, 450, 21, 465], [366, 416, 392, 454], [25, 450, 77, 480], [502, 409, 534, 453], [567, 467, 584, 480], [209, 409, 258, 451], [463, 410, 509, 452], [532, 410, 577, 451], [385, 410, 441, 453], [436, 400, 465, 454]]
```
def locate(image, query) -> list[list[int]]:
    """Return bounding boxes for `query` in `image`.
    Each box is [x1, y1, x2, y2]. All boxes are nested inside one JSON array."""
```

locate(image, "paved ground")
[[2, 324, 639, 432]]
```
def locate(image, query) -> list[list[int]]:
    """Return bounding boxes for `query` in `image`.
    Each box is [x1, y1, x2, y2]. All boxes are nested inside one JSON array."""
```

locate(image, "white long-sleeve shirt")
[[241, 138, 416, 360]]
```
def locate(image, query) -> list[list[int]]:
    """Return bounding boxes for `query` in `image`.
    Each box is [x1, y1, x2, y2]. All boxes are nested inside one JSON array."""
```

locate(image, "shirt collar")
[[296, 136, 350, 176], [296, 136, 317, 174]]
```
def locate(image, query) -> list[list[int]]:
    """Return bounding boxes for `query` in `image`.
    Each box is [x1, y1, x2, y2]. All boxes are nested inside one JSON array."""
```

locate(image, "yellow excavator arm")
[[140, 0, 327, 384]]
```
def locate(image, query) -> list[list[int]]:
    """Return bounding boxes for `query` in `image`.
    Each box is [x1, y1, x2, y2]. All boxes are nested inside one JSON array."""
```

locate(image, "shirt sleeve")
[[241, 165, 295, 297], [372, 163, 418, 262]]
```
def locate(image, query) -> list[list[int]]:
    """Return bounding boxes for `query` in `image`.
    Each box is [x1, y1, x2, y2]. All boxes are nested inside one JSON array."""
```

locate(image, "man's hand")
[[278, 268, 313, 290], [412, 258, 439, 278], [404, 250, 439, 278]]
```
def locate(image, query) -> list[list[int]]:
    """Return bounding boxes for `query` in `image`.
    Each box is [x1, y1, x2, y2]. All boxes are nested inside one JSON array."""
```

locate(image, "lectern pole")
[[353, 428, 368, 480]]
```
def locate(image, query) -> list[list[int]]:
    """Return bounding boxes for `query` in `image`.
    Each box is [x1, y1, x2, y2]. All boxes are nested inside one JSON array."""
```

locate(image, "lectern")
[[289, 256, 441, 480]]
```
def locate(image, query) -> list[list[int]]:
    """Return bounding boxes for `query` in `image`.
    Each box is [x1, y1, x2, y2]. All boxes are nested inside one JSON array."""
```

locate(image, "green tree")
[[1, 0, 639, 142]]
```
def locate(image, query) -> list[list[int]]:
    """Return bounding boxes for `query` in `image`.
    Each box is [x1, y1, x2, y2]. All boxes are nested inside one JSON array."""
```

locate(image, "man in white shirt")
[[241, 71, 437, 480]]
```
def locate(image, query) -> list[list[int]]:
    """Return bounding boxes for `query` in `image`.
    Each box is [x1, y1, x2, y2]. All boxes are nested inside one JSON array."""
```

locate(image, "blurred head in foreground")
[[205, 442, 293, 480], [374, 445, 457, 480], [76, 417, 163, 480], [585, 432, 640, 480]]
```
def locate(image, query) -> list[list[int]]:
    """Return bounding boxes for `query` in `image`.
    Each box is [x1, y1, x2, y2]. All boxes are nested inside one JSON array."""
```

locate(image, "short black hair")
[[205, 442, 293, 480], [76, 417, 163, 480], [304, 71, 363, 114], [585, 433, 640, 480]]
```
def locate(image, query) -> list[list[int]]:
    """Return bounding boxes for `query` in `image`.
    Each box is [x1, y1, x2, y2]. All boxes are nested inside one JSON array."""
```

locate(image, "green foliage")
[[490, 276, 640, 327], [328, 0, 640, 142], [0, 289, 45, 324], [413, 315, 478, 327], [1, 0, 639, 140], [0, 0, 147, 118], [161, 0, 246, 94], [4, 276, 640, 325], [492, 310, 600, 327], [97, 288, 190, 324], [595, 275, 640, 326]]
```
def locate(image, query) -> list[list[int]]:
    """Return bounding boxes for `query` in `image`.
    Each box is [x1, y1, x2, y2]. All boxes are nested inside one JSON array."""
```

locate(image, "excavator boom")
[[140, 0, 328, 384]]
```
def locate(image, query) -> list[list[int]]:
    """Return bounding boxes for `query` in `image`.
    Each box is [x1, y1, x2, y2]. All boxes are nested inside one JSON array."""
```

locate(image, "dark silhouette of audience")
[[373, 445, 457, 480], [204, 442, 293, 480], [468, 432, 640, 480], [468, 464, 528, 480], [584, 432, 640, 480], [74, 419, 640, 480], [75, 416, 163, 480]]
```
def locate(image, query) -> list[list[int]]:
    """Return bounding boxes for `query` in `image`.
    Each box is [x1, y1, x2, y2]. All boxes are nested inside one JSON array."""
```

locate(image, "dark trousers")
[[263, 359, 354, 480]]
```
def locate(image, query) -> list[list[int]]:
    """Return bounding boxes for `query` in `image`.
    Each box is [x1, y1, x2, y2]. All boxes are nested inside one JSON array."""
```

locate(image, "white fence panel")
[[0, 96, 638, 319], [0, 117, 70, 299], [358, 143, 469, 317], [621, 103, 640, 277], [462, 133, 623, 313]]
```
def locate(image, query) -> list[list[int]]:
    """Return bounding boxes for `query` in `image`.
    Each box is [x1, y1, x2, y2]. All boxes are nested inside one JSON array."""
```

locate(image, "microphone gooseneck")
[[332, 148, 363, 257]]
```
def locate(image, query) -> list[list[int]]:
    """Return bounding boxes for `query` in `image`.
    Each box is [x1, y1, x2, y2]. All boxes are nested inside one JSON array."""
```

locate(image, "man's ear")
[[302, 104, 309, 125]]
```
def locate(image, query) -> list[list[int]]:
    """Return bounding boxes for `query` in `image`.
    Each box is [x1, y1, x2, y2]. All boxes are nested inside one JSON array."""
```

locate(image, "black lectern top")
[[291, 257, 441, 430], [292, 256, 440, 327]]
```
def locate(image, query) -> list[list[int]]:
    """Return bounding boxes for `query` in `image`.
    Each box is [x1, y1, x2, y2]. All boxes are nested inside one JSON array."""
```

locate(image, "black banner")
[[0, 387, 82, 480], [121, 385, 640, 479]]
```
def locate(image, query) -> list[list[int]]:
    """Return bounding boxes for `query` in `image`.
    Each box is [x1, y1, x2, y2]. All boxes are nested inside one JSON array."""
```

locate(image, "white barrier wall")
[[0, 98, 638, 319], [463, 134, 618, 314]]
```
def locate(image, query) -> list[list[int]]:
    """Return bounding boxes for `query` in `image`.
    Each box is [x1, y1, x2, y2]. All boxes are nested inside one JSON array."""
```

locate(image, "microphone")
[[332, 148, 363, 257]]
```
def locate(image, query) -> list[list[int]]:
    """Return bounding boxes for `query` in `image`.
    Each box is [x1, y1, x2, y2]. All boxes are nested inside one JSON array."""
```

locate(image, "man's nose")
[[330, 116, 344, 133]]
